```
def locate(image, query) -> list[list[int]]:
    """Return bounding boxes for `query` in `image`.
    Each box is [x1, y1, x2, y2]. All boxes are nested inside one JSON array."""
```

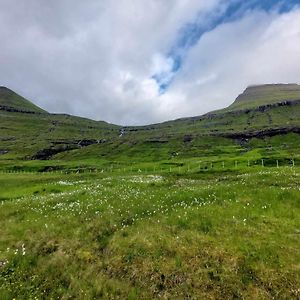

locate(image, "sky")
[[0, 0, 300, 125]]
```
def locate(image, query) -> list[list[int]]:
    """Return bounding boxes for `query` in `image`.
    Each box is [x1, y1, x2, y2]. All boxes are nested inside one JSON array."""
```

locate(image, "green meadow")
[[0, 85, 299, 299], [0, 165, 299, 299]]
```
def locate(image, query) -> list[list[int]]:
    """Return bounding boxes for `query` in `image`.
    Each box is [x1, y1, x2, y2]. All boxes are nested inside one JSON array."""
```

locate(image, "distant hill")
[[0, 86, 47, 113], [0, 87, 119, 160], [0, 84, 299, 166], [125, 84, 300, 138]]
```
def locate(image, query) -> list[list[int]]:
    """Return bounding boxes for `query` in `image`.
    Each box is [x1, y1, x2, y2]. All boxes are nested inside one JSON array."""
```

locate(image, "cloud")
[[165, 7, 300, 118], [0, 0, 299, 125]]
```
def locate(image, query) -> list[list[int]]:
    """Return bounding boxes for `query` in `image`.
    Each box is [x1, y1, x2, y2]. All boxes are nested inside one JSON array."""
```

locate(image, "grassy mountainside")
[[124, 100, 299, 137], [0, 88, 120, 160], [0, 84, 299, 171], [227, 84, 300, 111], [0, 87, 47, 113], [0, 110, 119, 158], [125, 83, 300, 137]]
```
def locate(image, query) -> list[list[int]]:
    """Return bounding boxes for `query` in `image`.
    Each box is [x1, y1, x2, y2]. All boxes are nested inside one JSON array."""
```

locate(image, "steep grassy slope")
[[0, 110, 120, 160], [0, 87, 47, 113], [0, 84, 299, 171], [0, 88, 120, 160], [123, 101, 299, 138], [124, 84, 300, 137], [227, 84, 300, 111]]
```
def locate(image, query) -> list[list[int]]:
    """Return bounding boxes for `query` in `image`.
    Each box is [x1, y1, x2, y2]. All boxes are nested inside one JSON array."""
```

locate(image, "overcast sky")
[[1, 0, 300, 125]]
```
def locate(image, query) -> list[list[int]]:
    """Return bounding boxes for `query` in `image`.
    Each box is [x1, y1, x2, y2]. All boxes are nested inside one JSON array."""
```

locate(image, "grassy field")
[[0, 166, 299, 299], [0, 85, 299, 299], [0, 106, 299, 299]]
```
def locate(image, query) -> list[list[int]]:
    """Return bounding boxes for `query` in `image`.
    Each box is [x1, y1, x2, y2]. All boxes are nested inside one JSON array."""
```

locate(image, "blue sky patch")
[[153, 0, 300, 93]]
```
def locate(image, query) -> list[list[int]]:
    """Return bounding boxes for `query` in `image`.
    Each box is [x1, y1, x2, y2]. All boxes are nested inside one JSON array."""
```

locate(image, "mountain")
[[0, 86, 47, 113], [0, 84, 299, 170], [0, 87, 119, 161], [124, 83, 300, 138], [227, 84, 300, 111]]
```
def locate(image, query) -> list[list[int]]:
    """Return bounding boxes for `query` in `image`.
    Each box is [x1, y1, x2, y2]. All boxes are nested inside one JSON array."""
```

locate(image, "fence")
[[0, 158, 298, 175]]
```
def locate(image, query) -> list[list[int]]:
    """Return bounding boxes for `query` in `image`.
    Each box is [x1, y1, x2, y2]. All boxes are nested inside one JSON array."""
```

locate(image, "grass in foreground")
[[0, 168, 299, 299]]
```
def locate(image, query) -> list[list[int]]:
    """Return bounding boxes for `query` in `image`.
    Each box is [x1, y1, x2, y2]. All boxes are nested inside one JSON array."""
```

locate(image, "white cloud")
[[162, 8, 300, 118], [151, 54, 174, 78], [0, 1, 299, 125]]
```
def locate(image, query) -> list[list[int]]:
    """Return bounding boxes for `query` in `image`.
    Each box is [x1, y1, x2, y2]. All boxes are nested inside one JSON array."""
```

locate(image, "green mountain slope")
[[123, 84, 300, 138], [0, 84, 299, 171], [227, 84, 300, 111], [0, 86, 47, 113], [0, 88, 120, 160], [54, 83, 300, 167], [0, 110, 119, 158]]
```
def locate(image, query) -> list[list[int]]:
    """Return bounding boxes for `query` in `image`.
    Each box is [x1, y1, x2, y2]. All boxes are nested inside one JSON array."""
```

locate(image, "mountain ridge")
[[1, 83, 300, 126], [227, 83, 300, 111], [0, 86, 48, 114], [0, 83, 299, 163]]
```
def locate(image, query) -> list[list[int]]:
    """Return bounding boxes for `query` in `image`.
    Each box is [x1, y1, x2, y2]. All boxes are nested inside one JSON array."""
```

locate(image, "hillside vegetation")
[[1, 168, 299, 299], [0, 84, 299, 299], [0, 87, 47, 113], [0, 84, 299, 171], [228, 84, 300, 111]]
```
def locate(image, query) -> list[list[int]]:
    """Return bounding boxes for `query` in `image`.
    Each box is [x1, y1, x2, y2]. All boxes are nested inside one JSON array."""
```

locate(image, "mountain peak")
[[243, 83, 300, 93], [228, 83, 300, 111], [0, 86, 13, 94], [0, 87, 47, 113]]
